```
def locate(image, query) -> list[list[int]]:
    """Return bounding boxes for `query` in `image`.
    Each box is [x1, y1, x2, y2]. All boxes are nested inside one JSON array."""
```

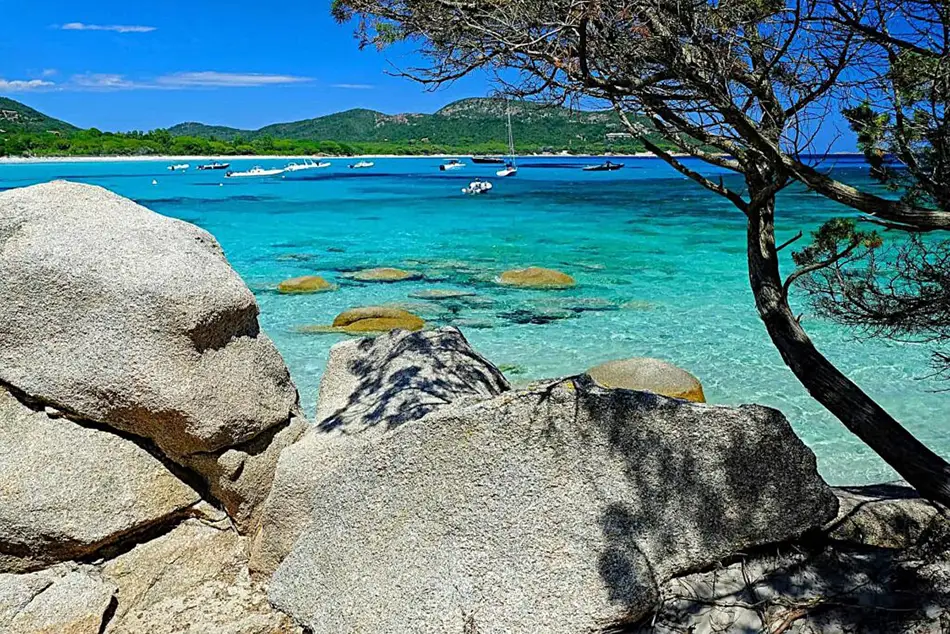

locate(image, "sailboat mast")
[[506, 107, 516, 166]]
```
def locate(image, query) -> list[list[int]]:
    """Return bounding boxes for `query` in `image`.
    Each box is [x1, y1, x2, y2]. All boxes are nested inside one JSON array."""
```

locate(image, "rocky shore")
[[0, 181, 946, 633]]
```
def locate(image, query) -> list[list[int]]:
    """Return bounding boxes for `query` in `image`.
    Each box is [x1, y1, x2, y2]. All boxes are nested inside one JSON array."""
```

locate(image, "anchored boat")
[[471, 156, 505, 165], [462, 179, 493, 195], [167, 163, 190, 171], [197, 162, 230, 171], [285, 159, 331, 172], [224, 166, 285, 178], [349, 161, 375, 169], [439, 159, 466, 171], [582, 160, 624, 172], [495, 107, 518, 177]]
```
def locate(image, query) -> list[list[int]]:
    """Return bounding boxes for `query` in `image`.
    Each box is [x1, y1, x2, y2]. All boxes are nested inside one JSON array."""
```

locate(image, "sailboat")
[[496, 106, 518, 177]]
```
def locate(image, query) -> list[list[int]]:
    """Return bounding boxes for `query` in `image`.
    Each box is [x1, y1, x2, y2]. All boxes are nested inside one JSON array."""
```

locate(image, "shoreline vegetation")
[[0, 95, 671, 159]]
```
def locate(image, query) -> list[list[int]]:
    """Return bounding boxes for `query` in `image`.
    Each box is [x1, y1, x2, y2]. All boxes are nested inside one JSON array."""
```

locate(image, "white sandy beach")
[[0, 152, 665, 165]]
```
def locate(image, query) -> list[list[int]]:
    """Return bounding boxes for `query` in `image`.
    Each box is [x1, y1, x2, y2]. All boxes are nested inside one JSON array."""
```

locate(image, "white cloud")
[[332, 83, 374, 90], [41, 69, 58, 77], [71, 73, 138, 90], [61, 22, 156, 33], [64, 71, 312, 91], [0, 78, 56, 92], [154, 71, 312, 87]]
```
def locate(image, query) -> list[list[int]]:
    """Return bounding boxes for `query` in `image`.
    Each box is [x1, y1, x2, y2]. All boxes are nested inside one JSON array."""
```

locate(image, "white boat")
[[349, 161, 375, 169], [284, 159, 331, 172], [224, 166, 285, 178], [462, 180, 493, 195], [496, 107, 518, 177], [439, 159, 466, 171], [168, 163, 190, 171]]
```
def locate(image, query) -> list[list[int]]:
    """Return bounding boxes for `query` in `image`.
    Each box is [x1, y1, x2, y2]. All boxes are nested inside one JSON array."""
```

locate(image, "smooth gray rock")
[[828, 483, 941, 549], [0, 388, 200, 573], [640, 489, 950, 633], [314, 326, 510, 431], [100, 519, 301, 634], [0, 181, 303, 531], [0, 566, 117, 634], [250, 327, 510, 575], [0, 181, 299, 458], [271, 376, 838, 632]]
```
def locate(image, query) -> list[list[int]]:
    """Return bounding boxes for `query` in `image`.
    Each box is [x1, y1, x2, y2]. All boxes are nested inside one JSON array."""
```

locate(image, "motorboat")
[[349, 161, 375, 169], [224, 166, 285, 178], [471, 156, 505, 165], [439, 159, 466, 171], [197, 162, 230, 171], [495, 107, 518, 177], [168, 163, 190, 171], [285, 159, 331, 172], [496, 163, 518, 177], [582, 160, 624, 172], [462, 179, 493, 195]]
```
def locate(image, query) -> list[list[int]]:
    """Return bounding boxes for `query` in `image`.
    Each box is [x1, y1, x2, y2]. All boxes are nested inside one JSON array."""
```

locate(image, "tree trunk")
[[746, 187, 950, 506]]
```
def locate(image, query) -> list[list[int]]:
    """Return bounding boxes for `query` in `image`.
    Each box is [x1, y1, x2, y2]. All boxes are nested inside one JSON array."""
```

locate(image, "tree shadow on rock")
[[319, 328, 510, 433]]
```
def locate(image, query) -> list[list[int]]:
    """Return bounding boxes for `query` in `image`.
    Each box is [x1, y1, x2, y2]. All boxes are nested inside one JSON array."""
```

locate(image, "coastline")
[[0, 152, 666, 165], [0, 151, 866, 165]]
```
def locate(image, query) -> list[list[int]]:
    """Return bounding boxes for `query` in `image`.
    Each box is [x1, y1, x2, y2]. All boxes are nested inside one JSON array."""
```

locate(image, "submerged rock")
[[270, 376, 837, 632], [276, 275, 336, 293], [331, 306, 425, 333], [500, 307, 575, 325], [0, 182, 304, 532], [586, 357, 706, 403], [497, 266, 576, 289], [349, 267, 421, 282], [408, 289, 477, 300], [0, 387, 199, 573], [250, 328, 510, 575]]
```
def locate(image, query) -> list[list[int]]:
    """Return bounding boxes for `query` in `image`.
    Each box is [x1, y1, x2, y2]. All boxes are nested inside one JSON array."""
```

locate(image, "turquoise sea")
[[2, 156, 946, 484]]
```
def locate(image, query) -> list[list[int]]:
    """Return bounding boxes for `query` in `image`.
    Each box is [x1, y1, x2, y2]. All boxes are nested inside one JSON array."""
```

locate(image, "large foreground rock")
[[0, 388, 200, 573], [0, 181, 304, 530], [270, 376, 838, 632], [249, 327, 510, 574]]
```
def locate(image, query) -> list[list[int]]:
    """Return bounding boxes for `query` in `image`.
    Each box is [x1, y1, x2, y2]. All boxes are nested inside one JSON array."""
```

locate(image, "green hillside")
[[0, 97, 77, 134], [167, 98, 648, 153], [0, 96, 663, 157]]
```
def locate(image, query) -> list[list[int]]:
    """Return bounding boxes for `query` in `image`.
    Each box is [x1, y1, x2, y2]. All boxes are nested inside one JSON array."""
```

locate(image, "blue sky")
[[0, 0, 856, 150], [0, 0, 493, 130]]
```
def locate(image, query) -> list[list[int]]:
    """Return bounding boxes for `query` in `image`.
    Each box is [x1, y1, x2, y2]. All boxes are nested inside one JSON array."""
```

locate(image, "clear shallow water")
[[2, 156, 946, 484]]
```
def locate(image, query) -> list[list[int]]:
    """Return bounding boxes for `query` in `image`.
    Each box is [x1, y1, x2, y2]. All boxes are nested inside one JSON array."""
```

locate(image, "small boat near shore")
[[349, 161, 375, 169], [582, 160, 624, 172], [225, 166, 285, 178], [462, 179, 493, 195], [167, 163, 190, 171], [285, 159, 331, 172], [197, 162, 230, 171], [439, 159, 466, 171], [471, 156, 505, 165]]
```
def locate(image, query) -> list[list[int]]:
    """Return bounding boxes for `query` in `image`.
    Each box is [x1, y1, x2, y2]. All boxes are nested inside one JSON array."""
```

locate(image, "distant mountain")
[[0, 97, 77, 134], [167, 98, 642, 151]]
